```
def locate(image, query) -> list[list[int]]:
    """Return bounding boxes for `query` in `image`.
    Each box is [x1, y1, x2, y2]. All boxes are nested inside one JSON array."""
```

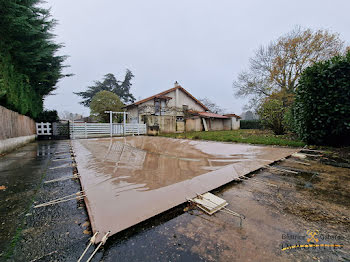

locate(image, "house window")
[[161, 100, 166, 114], [176, 116, 184, 122], [155, 100, 160, 115]]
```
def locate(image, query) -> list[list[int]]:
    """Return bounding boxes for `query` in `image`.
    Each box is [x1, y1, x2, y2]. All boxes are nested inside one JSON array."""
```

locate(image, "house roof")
[[124, 85, 209, 111], [190, 111, 229, 119], [155, 95, 172, 100], [223, 114, 241, 119]]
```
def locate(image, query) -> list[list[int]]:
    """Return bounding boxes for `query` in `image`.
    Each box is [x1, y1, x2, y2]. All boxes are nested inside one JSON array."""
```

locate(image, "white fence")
[[123, 123, 147, 135], [70, 122, 147, 139]]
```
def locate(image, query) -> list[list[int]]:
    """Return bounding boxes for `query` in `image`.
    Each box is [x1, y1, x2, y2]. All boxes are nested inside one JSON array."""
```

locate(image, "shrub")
[[283, 106, 295, 133], [240, 120, 262, 129], [90, 91, 124, 122], [294, 52, 350, 145], [34, 110, 59, 123], [258, 99, 286, 135]]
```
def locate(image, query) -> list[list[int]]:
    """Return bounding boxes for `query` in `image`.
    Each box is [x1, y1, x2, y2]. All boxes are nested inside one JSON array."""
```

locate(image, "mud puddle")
[[100, 150, 349, 262]]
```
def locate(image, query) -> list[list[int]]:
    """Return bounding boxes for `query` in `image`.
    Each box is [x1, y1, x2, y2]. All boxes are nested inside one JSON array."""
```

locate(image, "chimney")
[[175, 81, 180, 109]]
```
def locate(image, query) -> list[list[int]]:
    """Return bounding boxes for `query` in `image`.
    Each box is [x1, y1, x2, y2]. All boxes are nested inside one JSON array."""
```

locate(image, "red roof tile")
[[223, 114, 241, 119], [196, 112, 228, 119]]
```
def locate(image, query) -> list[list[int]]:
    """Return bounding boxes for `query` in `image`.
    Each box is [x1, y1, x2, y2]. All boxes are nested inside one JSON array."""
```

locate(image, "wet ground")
[[0, 139, 349, 261], [0, 140, 90, 261]]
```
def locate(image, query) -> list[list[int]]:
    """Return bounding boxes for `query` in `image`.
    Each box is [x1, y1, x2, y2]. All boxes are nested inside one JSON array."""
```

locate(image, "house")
[[124, 82, 240, 133], [223, 114, 241, 130], [73, 116, 98, 123], [186, 112, 241, 132]]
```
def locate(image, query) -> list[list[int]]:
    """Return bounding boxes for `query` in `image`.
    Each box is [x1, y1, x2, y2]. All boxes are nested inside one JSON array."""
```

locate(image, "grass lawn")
[[159, 129, 306, 147]]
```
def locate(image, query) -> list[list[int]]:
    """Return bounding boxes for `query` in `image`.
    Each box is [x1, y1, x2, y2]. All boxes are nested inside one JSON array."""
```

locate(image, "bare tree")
[[59, 111, 83, 121], [241, 110, 258, 120], [233, 27, 345, 108], [199, 97, 226, 114]]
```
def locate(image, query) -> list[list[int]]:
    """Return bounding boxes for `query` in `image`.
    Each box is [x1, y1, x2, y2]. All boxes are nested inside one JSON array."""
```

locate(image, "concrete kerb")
[[0, 135, 36, 154]]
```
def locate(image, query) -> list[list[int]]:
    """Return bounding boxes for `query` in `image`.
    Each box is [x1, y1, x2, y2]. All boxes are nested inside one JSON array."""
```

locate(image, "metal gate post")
[[123, 112, 126, 136], [72, 120, 75, 139], [110, 111, 113, 137]]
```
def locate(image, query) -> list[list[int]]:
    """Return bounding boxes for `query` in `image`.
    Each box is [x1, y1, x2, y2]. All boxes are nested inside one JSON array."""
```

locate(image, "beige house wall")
[[223, 119, 232, 130], [164, 90, 176, 108], [186, 118, 239, 132], [144, 115, 176, 133], [176, 121, 185, 132], [208, 118, 240, 131], [231, 117, 240, 130], [127, 107, 139, 123], [208, 119, 224, 131], [176, 89, 204, 112], [185, 118, 203, 132]]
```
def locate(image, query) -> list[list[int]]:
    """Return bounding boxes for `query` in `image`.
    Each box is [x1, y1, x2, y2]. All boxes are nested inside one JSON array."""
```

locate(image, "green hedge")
[[294, 52, 350, 146], [34, 110, 59, 123], [0, 1, 66, 118], [0, 54, 44, 117], [240, 120, 262, 129]]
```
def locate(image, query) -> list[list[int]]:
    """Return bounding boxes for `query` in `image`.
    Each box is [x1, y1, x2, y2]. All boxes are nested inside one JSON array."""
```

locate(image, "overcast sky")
[[43, 0, 350, 116]]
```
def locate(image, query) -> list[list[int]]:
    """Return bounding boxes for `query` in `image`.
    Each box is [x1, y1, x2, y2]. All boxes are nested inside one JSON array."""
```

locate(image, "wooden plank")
[[202, 118, 208, 131]]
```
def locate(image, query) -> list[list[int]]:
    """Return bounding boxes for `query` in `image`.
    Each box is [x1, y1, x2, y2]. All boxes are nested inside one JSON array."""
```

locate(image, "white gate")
[[36, 122, 52, 135], [113, 124, 124, 135], [36, 121, 70, 138], [113, 123, 147, 135], [124, 123, 147, 135]]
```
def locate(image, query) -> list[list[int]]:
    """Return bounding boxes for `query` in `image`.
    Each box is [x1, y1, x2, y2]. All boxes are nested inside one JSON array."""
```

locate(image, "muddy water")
[[175, 158, 350, 262], [72, 136, 298, 243]]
